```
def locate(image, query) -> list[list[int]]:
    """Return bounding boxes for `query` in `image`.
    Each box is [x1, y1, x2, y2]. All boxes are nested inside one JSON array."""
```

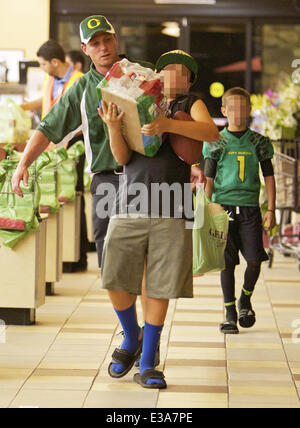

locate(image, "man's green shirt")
[[37, 56, 154, 175], [202, 128, 274, 206]]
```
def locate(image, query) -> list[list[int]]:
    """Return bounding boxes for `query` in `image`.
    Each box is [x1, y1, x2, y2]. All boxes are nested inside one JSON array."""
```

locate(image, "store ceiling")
[[52, 0, 300, 18]]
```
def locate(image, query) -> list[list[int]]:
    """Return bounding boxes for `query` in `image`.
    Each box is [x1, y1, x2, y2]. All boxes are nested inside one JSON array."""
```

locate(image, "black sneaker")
[[219, 320, 239, 334], [238, 299, 256, 328]]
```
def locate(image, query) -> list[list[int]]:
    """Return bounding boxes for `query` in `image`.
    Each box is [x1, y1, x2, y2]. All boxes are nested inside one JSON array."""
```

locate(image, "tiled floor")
[[0, 251, 300, 408]]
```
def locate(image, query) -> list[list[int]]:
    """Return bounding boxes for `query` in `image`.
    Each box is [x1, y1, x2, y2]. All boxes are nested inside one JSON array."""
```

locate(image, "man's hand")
[[190, 165, 206, 192], [141, 108, 169, 136], [262, 211, 276, 231], [12, 165, 29, 198]]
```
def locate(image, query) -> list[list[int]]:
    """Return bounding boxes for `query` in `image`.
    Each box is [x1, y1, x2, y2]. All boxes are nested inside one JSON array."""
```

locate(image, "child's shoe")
[[219, 302, 239, 334]]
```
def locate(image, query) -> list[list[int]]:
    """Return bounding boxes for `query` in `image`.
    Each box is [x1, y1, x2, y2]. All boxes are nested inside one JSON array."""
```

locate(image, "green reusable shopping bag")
[[57, 141, 85, 203], [0, 164, 6, 192], [0, 152, 51, 248], [39, 148, 68, 214], [193, 187, 230, 275]]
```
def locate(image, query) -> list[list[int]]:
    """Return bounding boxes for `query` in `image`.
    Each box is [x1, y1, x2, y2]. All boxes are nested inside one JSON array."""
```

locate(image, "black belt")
[[96, 168, 123, 175]]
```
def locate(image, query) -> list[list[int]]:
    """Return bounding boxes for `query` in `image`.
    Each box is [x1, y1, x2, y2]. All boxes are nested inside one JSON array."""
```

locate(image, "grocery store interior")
[[0, 0, 300, 409]]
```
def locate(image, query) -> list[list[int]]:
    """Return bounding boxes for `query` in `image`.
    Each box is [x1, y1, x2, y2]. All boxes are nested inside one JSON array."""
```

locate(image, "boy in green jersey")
[[203, 87, 276, 334]]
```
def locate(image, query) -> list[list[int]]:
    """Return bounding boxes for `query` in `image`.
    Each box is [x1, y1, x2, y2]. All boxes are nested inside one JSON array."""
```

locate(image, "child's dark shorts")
[[222, 205, 269, 268]]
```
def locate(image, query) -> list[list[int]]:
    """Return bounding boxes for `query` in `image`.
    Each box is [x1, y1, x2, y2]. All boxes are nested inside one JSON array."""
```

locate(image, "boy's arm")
[[205, 177, 215, 200], [203, 157, 217, 199], [98, 101, 132, 165], [258, 141, 276, 231], [262, 175, 276, 231], [142, 99, 219, 143], [190, 165, 206, 192]]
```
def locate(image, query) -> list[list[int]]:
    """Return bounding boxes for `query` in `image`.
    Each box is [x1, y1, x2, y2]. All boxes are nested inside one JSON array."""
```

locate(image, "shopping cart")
[[268, 139, 300, 270]]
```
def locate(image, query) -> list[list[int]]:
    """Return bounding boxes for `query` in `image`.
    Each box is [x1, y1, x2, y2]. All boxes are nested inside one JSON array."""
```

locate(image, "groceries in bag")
[[97, 59, 167, 157]]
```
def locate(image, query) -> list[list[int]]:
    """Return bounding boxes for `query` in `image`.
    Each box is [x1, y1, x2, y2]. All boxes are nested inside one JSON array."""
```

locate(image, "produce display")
[[0, 140, 84, 248], [0, 98, 31, 143]]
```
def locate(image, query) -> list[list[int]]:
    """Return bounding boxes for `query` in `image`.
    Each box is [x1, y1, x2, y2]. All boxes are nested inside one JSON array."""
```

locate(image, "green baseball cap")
[[80, 15, 115, 44], [155, 50, 198, 83]]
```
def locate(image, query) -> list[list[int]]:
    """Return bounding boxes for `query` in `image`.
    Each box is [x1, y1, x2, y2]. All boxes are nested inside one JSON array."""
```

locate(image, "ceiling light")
[[162, 22, 180, 38], [155, 0, 216, 4]]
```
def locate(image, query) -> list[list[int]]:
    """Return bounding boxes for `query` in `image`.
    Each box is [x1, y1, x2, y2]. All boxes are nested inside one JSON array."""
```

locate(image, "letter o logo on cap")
[[88, 18, 101, 29]]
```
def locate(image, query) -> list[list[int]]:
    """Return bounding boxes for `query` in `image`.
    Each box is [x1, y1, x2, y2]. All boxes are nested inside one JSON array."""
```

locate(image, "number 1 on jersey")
[[237, 155, 245, 182]]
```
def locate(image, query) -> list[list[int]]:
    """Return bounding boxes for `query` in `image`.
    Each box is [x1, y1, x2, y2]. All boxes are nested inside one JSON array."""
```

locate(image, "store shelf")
[[0, 83, 26, 95], [62, 192, 81, 263], [44, 207, 64, 295], [0, 217, 47, 325], [84, 190, 95, 244]]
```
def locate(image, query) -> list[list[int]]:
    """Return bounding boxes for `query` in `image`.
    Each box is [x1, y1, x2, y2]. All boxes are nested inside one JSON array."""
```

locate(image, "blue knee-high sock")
[[140, 321, 163, 385], [112, 303, 140, 374]]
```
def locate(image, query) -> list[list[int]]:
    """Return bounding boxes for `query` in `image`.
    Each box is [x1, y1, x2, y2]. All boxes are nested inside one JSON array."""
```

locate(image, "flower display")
[[251, 76, 300, 140]]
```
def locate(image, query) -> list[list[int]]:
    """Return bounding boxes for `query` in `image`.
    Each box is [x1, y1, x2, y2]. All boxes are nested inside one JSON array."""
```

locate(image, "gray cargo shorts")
[[101, 216, 193, 299]]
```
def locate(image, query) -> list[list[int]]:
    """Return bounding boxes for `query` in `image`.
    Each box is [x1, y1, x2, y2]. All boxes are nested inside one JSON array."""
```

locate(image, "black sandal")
[[238, 308, 256, 328], [108, 329, 143, 378], [219, 321, 239, 334], [133, 369, 167, 389]]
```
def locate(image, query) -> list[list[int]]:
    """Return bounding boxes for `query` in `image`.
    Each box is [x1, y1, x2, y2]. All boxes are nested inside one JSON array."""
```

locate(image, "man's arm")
[[263, 175, 276, 231], [20, 97, 43, 111], [13, 82, 84, 197], [12, 131, 50, 197], [141, 99, 219, 142], [98, 101, 132, 165]]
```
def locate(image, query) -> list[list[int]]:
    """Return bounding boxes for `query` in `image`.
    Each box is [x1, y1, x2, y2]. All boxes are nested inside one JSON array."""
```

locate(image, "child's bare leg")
[[108, 290, 136, 310], [144, 296, 169, 326]]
